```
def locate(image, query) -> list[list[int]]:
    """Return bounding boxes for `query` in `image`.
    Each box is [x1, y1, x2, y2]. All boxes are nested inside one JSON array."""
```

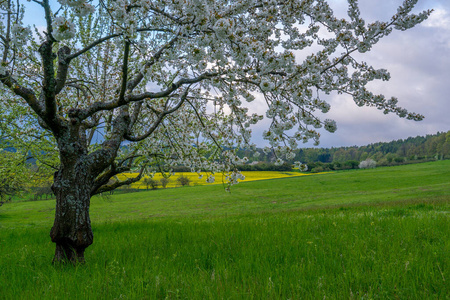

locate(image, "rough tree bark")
[[50, 169, 93, 264], [48, 110, 134, 263], [50, 123, 94, 264]]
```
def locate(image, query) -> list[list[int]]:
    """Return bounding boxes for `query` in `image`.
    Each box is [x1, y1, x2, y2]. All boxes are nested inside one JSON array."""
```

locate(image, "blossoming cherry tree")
[[0, 0, 431, 263]]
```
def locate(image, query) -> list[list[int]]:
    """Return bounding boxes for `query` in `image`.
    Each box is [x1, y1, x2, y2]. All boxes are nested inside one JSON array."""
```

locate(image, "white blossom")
[[294, 161, 308, 172], [359, 159, 376, 169], [10, 24, 32, 46], [0, 0, 430, 191], [57, 0, 85, 6], [260, 78, 275, 92], [206, 175, 215, 183], [213, 18, 233, 39], [324, 119, 337, 133], [0, 62, 7, 75], [72, 3, 95, 17], [274, 158, 284, 166], [51, 17, 76, 41]]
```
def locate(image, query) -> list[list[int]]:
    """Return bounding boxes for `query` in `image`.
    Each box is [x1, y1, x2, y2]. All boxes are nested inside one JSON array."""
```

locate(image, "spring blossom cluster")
[[0, 0, 431, 189]]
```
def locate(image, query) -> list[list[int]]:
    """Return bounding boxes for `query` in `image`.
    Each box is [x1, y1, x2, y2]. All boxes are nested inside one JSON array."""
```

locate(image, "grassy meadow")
[[0, 161, 449, 299]]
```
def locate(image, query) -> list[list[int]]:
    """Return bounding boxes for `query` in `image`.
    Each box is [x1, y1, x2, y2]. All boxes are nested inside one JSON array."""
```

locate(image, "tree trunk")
[[47, 112, 127, 263], [50, 166, 93, 264]]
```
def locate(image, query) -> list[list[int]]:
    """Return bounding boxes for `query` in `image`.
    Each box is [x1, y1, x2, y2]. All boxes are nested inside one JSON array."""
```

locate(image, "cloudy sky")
[[278, 0, 450, 148], [24, 0, 449, 149]]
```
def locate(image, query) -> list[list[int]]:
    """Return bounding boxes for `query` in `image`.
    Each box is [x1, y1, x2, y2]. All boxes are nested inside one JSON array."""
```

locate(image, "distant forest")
[[236, 131, 450, 172], [4, 131, 449, 173]]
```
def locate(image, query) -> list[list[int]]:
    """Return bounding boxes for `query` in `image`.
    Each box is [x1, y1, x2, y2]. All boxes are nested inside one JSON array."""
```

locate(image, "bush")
[[176, 175, 191, 187], [143, 178, 159, 190], [171, 166, 191, 172], [343, 160, 359, 170], [311, 166, 324, 173], [325, 163, 335, 170], [160, 177, 170, 188], [332, 161, 342, 170], [32, 184, 53, 201], [307, 162, 323, 171], [394, 157, 405, 163], [237, 162, 292, 171], [359, 159, 377, 169], [377, 158, 389, 166]]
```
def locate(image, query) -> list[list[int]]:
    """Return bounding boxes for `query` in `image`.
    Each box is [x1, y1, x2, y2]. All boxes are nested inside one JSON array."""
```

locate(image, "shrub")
[[236, 162, 292, 171], [311, 166, 324, 173], [32, 184, 53, 201], [143, 178, 159, 190], [176, 175, 191, 187], [160, 177, 170, 188], [307, 162, 323, 171], [359, 159, 377, 169], [343, 160, 359, 170], [333, 161, 342, 170], [377, 158, 389, 166], [394, 157, 405, 163]]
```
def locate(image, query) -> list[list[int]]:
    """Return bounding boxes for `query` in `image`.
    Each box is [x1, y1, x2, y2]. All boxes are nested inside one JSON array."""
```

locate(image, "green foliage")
[[143, 178, 159, 190], [0, 151, 29, 202], [31, 184, 53, 201], [251, 131, 450, 167], [394, 156, 405, 163], [307, 160, 360, 172], [176, 175, 191, 187], [311, 166, 324, 173], [237, 162, 293, 171], [2, 160, 449, 227], [160, 177, 170, 189], [235, 132, 450, 172], [0, 97, 59, 174], [359, 158, 376, 169], [0, 160, 448, 298]]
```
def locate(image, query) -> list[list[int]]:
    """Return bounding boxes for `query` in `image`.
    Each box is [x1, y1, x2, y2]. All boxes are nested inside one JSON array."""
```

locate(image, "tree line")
[[236, 131, 450, 172]]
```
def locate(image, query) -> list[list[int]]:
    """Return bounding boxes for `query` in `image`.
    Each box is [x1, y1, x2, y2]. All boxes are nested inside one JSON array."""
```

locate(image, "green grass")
[[2, 161, 448, 227], [0, 161, 449, 299]]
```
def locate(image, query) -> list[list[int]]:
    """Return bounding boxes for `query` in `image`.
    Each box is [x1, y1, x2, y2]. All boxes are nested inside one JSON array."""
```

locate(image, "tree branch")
[[129, 101, 143, 128], [66, 82, 92, 100], [86, 108, 130, 175], [0, 73, 44, 116], [126, 32, 180, 92], [39, 1, 58, 125], [148, 5, 183, 24], [42, 0, 54, 42], [124, 88, 190, 142], [90, 164, 127, 195], [127, 72, 218, 102], [185, 97, 222, 150], [55, 46, 71, 94], [66, 28, 173, 62], [91, 166, 145, 196], [118, 40, 131, 104], [2, 0, 11, 63], [77, 71, 219, 121]]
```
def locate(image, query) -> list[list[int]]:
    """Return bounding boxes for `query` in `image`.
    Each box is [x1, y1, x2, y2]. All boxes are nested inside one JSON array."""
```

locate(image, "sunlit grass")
[[1, 161, 448, 228], [0, 161, 449, 298], [1, 204, 448, 299]]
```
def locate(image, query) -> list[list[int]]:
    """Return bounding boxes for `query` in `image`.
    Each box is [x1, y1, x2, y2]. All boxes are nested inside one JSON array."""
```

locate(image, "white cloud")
[[319, 1, 450, 147], [21, 0, 450, 149], [251, 0, 450, 148], [422, 8, 450, 28]]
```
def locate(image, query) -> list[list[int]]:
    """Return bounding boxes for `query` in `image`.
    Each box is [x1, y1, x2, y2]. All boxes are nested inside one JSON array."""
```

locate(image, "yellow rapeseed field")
[[117, 171, 318, 190]]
